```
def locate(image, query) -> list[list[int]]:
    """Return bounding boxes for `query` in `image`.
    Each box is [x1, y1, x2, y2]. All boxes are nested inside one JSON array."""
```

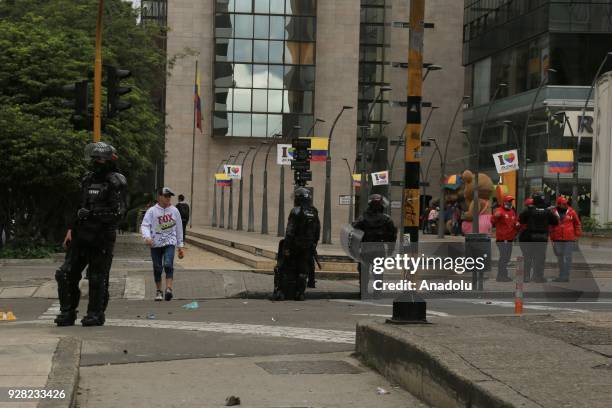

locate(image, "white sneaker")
[[155, 290, 163, 301]]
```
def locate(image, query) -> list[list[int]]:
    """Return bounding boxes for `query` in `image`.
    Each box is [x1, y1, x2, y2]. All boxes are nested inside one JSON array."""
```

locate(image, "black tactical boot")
[[54, 311, 77, 327], [81, 313, 105, 327]]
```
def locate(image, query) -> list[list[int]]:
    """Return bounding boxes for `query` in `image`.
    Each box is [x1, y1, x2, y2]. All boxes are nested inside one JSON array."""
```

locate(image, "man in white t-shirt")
[[141, 187, 185, 301]]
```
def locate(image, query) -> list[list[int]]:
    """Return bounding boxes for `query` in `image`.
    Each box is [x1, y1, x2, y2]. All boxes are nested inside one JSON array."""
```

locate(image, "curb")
[[39, 337, 82, 408], [355, 321, 538, 408]]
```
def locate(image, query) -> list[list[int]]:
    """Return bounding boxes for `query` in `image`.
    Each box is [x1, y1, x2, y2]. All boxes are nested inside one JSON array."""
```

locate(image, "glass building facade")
[[213, 0, 316, 138], [463, 0, 612, 213]]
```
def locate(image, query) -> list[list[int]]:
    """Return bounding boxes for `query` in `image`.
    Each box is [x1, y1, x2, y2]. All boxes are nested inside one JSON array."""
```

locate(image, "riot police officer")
[[283, 187, 320, 298], [518, 192, 558, 283], [55, 142, 127, 326]]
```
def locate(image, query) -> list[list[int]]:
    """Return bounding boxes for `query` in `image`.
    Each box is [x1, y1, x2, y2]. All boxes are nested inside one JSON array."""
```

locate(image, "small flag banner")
[[215, 173, 231, 187], [352, 174, 361, 187], [546, 149, 574, 174], [309, 137, 328, 161], [277, 144, 292, 165], [224, 164, 242, 180], [444, 174, 463, 190], [492, 149, 519, 174], [543, 184, 591, 202], [371, 170, 389, 186]]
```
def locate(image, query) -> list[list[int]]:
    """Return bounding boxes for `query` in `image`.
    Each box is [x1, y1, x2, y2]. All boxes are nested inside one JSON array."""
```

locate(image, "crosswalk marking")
[[39, 301, 60, 320], [124, 274, 146, 300]]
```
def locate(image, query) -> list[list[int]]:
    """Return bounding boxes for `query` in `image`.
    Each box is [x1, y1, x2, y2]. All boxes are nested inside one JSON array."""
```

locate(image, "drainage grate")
[[255, 360, 363, 375]]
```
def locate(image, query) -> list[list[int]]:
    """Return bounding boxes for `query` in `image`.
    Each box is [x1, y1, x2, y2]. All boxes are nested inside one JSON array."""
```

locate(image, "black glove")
[[77, 208, 91, 220]]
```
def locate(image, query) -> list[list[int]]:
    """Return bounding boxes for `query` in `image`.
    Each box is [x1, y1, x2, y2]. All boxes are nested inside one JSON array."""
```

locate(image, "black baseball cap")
[[158, 187, 175, 196]]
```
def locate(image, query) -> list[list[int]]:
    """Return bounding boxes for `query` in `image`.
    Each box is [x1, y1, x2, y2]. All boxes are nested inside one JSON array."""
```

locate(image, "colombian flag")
[[215, 173, 231, 187], [309, 137, 328, 161], [352, 174, 361, 188], [546, 149, 574, 173], [194, 62, 202, 132]]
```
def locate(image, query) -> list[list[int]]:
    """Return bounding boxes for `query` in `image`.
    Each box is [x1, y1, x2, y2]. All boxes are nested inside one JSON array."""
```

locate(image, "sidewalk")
[[356, 313, 612, 407], [0, 328, 81, 408]]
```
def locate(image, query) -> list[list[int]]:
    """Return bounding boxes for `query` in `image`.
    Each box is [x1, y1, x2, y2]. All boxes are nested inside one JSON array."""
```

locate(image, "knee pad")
[[55, 267, 69, 284]]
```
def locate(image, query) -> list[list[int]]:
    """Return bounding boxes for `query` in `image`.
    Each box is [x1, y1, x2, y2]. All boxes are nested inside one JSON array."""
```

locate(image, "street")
[[2, 242, 612, 407]]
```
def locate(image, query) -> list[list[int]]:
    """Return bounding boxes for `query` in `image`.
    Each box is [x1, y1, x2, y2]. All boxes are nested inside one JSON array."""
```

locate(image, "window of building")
[[213, 0, 316, 137]]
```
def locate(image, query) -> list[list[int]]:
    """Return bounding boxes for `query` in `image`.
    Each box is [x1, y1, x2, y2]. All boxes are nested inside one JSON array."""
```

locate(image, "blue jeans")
[[552, 241, 574, 280], [151, 245, 175, 283]]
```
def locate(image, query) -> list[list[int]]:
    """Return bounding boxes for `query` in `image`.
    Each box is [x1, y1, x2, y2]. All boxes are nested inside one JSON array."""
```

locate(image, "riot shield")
[[340, 224, 364, 262]]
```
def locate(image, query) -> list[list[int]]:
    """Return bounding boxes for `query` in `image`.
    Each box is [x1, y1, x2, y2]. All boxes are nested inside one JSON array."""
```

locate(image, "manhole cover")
[[255, 360, 363, 375]]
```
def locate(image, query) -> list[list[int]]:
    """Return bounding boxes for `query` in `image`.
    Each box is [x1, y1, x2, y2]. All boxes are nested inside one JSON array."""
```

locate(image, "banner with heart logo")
[[492, 149, 519, 174], [371, 170, 389, 186], [277, 144, 293, 165], [223, 164, 242, 180]]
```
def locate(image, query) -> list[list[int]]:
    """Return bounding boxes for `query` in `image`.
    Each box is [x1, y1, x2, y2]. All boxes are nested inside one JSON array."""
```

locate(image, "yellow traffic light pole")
[[93, 0, 104, 142]]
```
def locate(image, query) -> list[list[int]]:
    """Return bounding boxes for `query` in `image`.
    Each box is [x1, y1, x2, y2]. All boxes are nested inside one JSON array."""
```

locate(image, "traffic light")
[[107, 66, 132, 118], [291, 138, 312, 186], [62, 80, 90, 131]]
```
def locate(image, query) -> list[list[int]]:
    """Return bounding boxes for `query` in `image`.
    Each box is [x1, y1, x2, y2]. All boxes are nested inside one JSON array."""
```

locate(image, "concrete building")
[[462, 0, 612, 215], [164, 0, 465, 238]]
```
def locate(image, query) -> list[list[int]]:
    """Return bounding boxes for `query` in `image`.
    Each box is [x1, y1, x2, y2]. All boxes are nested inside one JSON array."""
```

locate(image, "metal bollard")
[[515, 256, 524, 315]]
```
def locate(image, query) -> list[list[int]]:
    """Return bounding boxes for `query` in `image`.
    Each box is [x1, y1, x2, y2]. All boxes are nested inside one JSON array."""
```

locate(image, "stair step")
[[186, 236, 275, 270]]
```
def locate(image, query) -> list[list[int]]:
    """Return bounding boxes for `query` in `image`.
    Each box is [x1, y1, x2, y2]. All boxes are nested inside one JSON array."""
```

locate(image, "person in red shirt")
[[491, 195, 519, 282], [549, 197, 581, 282]]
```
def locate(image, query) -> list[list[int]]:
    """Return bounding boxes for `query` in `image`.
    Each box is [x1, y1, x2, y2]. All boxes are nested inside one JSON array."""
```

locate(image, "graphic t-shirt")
[[140, 204, 184, 248]]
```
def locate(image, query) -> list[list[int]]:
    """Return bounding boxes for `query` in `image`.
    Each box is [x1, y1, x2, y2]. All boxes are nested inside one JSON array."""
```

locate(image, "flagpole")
[[190, 60, 198, 229]]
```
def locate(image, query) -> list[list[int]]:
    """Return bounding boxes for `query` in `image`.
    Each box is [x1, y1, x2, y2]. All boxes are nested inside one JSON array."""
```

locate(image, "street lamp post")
[[427, 138, 444, 237], [248, 141, 267, 232], [422, 64, 442, 81], [306, 118, 325, 138], [436, 95, 470, 238], [262, 134, 281, 234], [554, 112, 579, 206], [323, 106, 352, 244], [278, 126, 300, 237], [220, 154, 236, 228], [237, 147, 255, 230], [342, 158, 354, 223], [518, 68, 556, 209], [473, 84, 507, 233], [360, 86, 392, 215], [227, 151, 244, 230], [211, 158, 227, 227]]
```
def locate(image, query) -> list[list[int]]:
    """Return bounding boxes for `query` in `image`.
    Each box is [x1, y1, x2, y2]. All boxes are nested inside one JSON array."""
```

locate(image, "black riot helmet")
[[293, 187, 312, 207], [84, 142, 118, 162], [367, 194, 388, 213], [84, 142, 118, 176], [532, 191, 546, 208]]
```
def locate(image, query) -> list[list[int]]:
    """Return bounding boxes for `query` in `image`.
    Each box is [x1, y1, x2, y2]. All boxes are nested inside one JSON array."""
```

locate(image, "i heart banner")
[[492, 149, 519, 174], [223, 164, 242, 180], [371, 170, 389, 186]]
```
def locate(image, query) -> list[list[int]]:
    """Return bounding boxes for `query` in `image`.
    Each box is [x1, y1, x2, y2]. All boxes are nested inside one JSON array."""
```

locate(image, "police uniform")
[[283, 187, 320, 298], [55, 142, 126, 327], [518, 193, 558, 282]]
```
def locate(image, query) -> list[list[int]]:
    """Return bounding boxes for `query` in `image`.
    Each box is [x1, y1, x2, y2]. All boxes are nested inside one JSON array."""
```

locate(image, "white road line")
[[124, 274, 146, 300], [38, 301, 60, 320], [453, 299, 589, 313], [23, 318, 355, 344]]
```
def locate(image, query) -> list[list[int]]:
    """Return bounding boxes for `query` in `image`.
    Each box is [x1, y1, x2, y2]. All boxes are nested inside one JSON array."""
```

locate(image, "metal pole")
[[563, 114, 579, 206], [323, 106, 352, 244], [474, 84, 506, 233], [189, 60, 198, 229], [262, 139, 277, 234], [278, 127, 299, 237], [93, 0, 104, 142], [343, 158, 353, 223], [403, 0, 425, 245], [359, 126, 370, 218], [306, 118, 325, 138], [248, 142, 267, 232], [220, 154, 235, 229], [237, 147, 254, 230], [228, 151, 243, 230], [519, 69, 555, 210], [212, 159, 226, 227]]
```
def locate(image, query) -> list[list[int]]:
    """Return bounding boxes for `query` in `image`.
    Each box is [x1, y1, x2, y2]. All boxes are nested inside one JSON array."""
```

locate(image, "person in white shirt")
[[141, 187, 185, 301]]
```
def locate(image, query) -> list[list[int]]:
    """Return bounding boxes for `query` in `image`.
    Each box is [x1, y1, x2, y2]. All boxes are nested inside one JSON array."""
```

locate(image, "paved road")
[[3, 243, 612, 407]]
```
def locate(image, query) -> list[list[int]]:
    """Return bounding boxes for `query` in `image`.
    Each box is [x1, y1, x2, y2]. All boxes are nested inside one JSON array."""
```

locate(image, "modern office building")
[[462, 0, 612, 215], [165, 0, 465, 236]]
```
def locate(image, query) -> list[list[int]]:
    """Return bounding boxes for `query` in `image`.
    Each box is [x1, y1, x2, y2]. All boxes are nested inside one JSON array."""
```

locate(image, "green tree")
[[0, 0, 165, 251]]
